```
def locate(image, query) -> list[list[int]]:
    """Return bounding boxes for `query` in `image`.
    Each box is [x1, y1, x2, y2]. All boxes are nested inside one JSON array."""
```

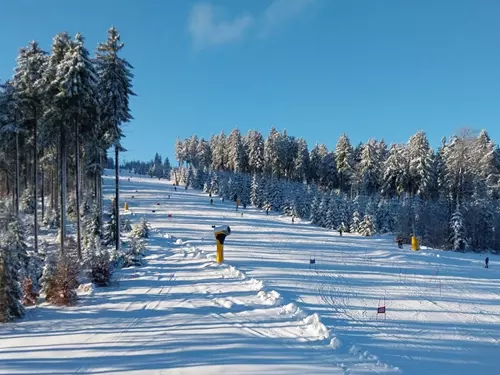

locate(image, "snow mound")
[[77, 283, 95, 295], [227, 265, 246, 280], [303, 313, 329, 340], [213, 298, 233, 309], [248, 278, 264, 291], [330, 337, 342, 349], [279, 302, 306, 318], [258, 290, 282, 306]]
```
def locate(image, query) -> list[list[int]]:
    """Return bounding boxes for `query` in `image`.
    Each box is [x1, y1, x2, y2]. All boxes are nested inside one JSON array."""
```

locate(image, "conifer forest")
[[0, 28, 135, 321], [172, 128, 500, 252]]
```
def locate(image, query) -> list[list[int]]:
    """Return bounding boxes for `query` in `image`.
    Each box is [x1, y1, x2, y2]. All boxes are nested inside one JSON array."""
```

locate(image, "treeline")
[[173, 127, 500, 251], [0, 27, 134, 321], [121, 153, 171, 177]]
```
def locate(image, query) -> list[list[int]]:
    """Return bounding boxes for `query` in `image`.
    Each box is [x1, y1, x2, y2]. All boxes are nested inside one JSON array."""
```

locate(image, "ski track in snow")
[[1, 170, 500, 374]]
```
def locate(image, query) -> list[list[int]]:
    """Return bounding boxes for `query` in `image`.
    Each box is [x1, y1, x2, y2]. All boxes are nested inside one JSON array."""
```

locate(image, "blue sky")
[[1, 0, 499, 164]]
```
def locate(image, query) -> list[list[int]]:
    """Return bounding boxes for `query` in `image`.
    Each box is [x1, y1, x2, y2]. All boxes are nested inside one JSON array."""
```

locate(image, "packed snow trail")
[[1, 171, 499, 375], [114, 172, 500, 375], [0, 172, 394, 375]]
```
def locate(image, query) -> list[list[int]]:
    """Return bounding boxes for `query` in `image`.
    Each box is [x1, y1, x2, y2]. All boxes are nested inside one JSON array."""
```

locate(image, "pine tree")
[[449, 205, 467, 251], [358, 214, 374, 236], [246, 130, 265, 174], [96, 27, 136, 253], [382, 144, 408, 198], [293, 138, 309, 182], [131, 217, 150, 239], [359, 139, 381, 196], [12, 41, 48, 254], [89, 248, 112, 287], [335, 134, 354, 194], [407, 131, 435, 199]]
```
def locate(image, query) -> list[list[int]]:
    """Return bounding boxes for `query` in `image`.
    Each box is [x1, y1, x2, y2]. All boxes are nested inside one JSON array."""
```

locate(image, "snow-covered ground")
[[1, 170, 500, 375]]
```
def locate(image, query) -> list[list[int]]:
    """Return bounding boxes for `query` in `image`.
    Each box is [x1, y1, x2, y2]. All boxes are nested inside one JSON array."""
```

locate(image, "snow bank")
[[76, 283, 95, 296], [257, 290, 282, 306], [303, 313, 329, 340], [248, 278, 264, 291], [279, 302, 306, 318], [213, 298, 233, 309]]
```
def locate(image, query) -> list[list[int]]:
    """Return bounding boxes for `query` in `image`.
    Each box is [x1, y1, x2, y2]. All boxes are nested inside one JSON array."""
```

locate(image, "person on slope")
[[397, 237, 403, 249], [485, 257, 489, 268]]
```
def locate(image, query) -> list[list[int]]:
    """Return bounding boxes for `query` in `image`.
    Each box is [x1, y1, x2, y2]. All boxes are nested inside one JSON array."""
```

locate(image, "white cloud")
[[259, 0, 316, 37], [187, 0, 317, 50], [187, 3, 254, 50]]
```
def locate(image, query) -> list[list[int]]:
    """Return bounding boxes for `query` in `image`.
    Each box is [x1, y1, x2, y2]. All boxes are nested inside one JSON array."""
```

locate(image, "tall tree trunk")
[[41, 167, 44, 222], [115, 144, 120, 251], [59, 125, 67, 255], [75, 117, 82, 260], [15, 130, 20, 217], [33, 109, 38, 253]]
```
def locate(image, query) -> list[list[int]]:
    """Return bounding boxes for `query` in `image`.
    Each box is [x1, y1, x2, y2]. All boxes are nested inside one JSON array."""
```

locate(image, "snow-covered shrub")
[[123, 237, 146, 267], [131, 217, 149, 239], [88, 249, 112, 287]]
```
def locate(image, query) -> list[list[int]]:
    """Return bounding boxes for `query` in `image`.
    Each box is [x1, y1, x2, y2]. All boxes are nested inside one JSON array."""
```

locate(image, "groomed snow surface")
[[1, 171, 500, 375]]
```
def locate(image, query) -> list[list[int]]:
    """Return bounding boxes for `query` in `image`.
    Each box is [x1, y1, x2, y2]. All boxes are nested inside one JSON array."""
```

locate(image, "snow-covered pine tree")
[[104, 198, 118, 246], [335, 134, 354, 194], [211, 132, 227, 171], [54, 32, 98, 260], [382, 144, 408, 198], [227, 128, 246, 172], [12, 41, 48, 254], [0, 249, 24, 322], [358, 214, 374, 236], [124, 237, 146, 267], [131, 217, 150, 239], [0, 208, 27, 321], [246, 130, 265, 175], [89, 248, 112, 287], [407, 131, 436, 199], [449, 205, 467, 251], [308, 144, 322, 184], [96, 27, 136, 254], [325, 194, 339, 230], [250, 173, 261, 207], [293, 138, 309, 182], [309, 192, 321, 225], [359, 139, 381, 196], [196, 138, 211, 171], [474, 130, 499, 197], [466, 195, 494, 251], [20, 188, 35, 214]]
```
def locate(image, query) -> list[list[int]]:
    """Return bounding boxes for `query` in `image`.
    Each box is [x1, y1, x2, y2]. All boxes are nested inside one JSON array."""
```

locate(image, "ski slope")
[[1, 171, 500, 375]]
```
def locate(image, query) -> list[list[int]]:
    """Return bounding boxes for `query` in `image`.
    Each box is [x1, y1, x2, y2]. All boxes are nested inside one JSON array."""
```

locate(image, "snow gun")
[[212, 225, 231, 263]]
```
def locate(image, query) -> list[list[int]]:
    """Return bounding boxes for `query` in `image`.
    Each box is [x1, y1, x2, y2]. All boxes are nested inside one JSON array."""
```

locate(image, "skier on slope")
[[485, 257, 489, 268]]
